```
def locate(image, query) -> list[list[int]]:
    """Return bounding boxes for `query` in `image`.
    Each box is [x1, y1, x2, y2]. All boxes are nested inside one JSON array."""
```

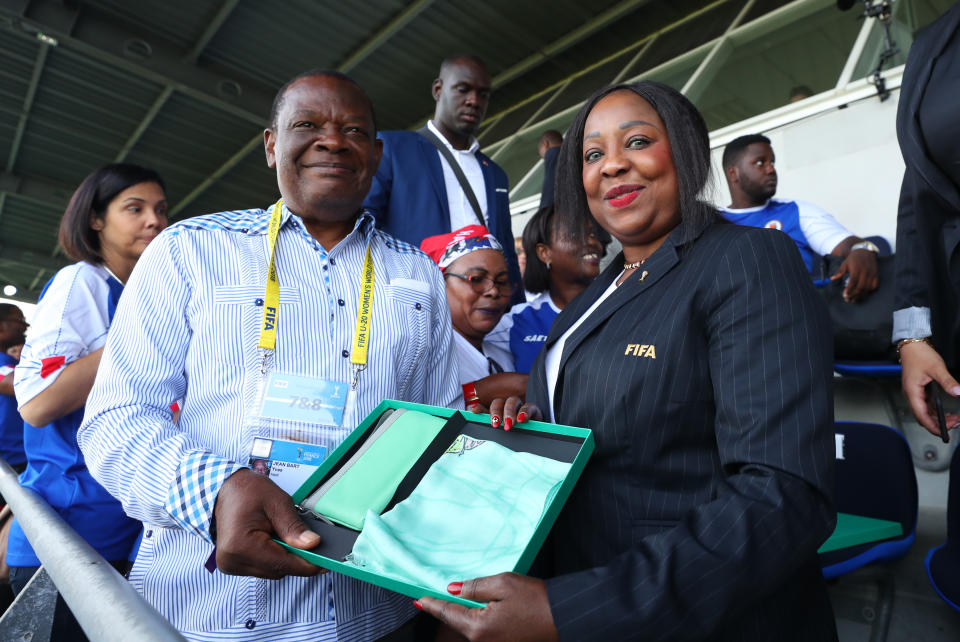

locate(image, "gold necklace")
[[623, 257, 646, 270]]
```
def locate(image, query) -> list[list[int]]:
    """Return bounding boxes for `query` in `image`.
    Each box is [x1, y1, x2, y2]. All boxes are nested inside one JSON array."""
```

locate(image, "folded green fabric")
[[308, 409, 447, 530], [345, 434, 570, 591]]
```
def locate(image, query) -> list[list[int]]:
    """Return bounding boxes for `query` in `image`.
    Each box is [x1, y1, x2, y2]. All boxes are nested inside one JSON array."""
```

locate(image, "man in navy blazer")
[[363, 55, 522, 297]]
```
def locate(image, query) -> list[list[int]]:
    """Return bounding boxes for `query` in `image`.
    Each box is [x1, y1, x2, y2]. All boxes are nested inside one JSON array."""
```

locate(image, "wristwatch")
[[850, 240, 879, 253]]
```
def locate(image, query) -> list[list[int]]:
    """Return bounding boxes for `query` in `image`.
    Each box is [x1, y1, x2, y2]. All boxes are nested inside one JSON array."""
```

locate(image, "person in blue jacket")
[[10, 163, 167, 641], [363, 55, 522, 302]]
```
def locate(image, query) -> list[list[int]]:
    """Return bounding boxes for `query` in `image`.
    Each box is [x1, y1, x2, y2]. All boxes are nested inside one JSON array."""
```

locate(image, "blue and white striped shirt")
[[79, 205, 459, 640]]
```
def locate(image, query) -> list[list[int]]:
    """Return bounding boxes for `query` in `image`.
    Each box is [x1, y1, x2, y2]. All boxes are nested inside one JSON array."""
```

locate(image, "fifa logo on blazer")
[[625, 344, 656, 358]]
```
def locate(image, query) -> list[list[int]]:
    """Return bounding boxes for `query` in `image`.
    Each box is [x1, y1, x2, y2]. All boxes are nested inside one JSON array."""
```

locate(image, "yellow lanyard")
[[257, 200, 375, 385], [258, 200, 283, 351]]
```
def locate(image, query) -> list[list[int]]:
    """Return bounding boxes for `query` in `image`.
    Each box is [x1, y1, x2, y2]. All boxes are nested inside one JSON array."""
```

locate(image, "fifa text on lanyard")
[[258, 199, 374, 390]]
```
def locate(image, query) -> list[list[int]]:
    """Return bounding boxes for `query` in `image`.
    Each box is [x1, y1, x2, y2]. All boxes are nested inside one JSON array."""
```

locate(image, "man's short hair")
[[540, 130, 563, 146], [269, 69, 377, 132], [0, 303, 20, 321], [722, 134, 771, 170], [438, 54, 488, 78]]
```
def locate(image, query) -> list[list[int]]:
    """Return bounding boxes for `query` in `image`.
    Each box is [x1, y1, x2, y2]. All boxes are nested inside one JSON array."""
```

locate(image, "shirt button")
[[145, 530, 152, 538], [245, 619, 256, 630], [341, 349, 349, 358], [240, 228, 248, 234], [338, 299, 345, 307], [415, 303, 422, 310], [254, 298, 264, 306], [329, 258, 336, 266], [322, 265, 328, 271]]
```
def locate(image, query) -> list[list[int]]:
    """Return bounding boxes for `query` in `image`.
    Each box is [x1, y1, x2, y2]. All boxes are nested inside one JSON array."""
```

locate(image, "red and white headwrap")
[[419, 225, 504, 270]]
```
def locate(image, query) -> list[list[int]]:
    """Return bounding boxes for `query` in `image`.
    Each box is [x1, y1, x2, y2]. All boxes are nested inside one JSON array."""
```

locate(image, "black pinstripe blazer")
[[532, 218, 838, 641], [894, 2, 960, 367]]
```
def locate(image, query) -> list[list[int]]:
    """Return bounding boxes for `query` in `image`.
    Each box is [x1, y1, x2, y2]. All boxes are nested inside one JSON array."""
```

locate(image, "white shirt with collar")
[[427, 119, 488, 230]]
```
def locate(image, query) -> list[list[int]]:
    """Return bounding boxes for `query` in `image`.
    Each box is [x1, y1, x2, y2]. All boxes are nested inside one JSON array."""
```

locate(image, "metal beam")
[[491, 0, 653, 88], [338, 0, 436, 73], [477, 0, 730, 151], [0, 458, 187, 641], [681, 0, 756, 102], [114, 86, 173, 162], [169, 132, 262, 218], [405, 0, 656, 130], [0, 170, 75, 208], [489, 77, 572, 163], [0, 0, 273, 126], [183, 0, 240, 63], [6, 41, 48, 172], [0, 244, 70, 273]]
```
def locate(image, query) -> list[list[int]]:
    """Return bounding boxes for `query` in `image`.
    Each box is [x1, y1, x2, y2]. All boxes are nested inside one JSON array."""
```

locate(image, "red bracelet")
[[462, 381, 479, 407]]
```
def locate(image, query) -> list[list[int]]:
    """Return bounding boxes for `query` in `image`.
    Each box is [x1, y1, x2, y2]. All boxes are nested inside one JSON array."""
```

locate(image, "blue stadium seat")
[[833, 361, 901, 377], [924, 445, 960, 612], [821, 421, 918, 579]]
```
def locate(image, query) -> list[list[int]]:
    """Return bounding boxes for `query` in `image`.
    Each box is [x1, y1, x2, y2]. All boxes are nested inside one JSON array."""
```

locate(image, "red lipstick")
[[604, 184, 642, 208]]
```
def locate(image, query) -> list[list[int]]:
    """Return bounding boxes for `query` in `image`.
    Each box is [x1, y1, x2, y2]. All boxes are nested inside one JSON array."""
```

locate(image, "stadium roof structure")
[[0, 0, 947, 301]]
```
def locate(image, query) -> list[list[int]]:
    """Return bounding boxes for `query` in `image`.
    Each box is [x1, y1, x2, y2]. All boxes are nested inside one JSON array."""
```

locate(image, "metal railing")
[[0, 457, 185, 641]]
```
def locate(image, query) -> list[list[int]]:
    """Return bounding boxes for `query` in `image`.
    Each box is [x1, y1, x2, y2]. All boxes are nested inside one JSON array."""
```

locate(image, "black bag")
[[818, 254, 897, 361]]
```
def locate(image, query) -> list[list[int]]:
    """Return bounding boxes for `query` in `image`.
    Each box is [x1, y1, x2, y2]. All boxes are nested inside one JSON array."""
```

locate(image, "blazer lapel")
[[417, 135, 452, 230], [558, 242, 680, 372], [477, 151, 497, 231], [548, 221, 706, 419], [899, 3, 960, 213]]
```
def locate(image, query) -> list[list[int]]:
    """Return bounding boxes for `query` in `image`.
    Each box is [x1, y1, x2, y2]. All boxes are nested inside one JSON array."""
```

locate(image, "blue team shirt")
[[719, 200, 817, 272], [0, 354, 25, 467], [487, 291, 560, 374], [8, 262, 141, 566]]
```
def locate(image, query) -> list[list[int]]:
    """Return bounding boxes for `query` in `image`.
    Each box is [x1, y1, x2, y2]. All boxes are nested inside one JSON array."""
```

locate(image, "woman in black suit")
[[893, 2, 960, 436], [418, 81, 838, 641]]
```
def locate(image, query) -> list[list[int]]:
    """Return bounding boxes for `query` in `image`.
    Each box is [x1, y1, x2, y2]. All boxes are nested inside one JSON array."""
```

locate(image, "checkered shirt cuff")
[[165, 452, 245, 542]]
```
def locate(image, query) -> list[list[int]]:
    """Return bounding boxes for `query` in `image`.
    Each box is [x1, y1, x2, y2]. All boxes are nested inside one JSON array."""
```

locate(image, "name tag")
[[250, 437, 327, 496], [260, 372, 349, 426]]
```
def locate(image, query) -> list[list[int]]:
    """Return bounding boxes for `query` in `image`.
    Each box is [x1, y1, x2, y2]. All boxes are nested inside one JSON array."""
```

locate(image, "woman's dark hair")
[[555, 80, 716, 247], [521, 204, 610, 294], [58, 163, 165, 263]]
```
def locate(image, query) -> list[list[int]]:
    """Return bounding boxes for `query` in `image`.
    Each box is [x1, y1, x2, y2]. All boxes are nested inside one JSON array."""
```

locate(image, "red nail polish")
[[491, 416, 500, 427], [469, 403, 479, 413], [517, 411, 527, 423], [447, 581, 463, 595], [504, 416, 513, 431], [413, 599, 423, 610]]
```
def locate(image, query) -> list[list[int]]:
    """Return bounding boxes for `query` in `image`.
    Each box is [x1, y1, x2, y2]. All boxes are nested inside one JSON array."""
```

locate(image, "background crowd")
[[0, 3, 957, 640]]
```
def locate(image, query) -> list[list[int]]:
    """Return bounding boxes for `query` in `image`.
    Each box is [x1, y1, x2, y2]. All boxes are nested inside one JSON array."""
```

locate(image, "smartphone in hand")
[[926, 381, 950, 444]]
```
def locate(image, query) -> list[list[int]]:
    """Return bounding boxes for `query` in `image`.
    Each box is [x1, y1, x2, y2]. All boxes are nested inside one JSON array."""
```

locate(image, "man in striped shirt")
[[80, 71, 459, 640]]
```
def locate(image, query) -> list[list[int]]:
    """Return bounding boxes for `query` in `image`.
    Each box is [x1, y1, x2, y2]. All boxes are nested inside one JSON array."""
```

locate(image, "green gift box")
[[279, 399, 594, 608]]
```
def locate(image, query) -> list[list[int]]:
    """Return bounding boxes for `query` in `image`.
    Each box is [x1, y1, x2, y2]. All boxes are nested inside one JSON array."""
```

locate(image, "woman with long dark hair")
[[418, 82, 838, 641], [10, 163, 167, 640]]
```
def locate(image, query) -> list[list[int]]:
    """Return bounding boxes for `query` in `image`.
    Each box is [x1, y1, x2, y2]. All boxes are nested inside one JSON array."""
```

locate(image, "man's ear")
[[264, 128, 276, 169], [725, 165, 739, 185], [431, 78, 442, 102]]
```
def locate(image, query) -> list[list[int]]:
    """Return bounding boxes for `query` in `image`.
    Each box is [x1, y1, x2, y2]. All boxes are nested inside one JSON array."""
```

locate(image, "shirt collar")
[[723, 198, 773, 214], [269, 202, 376, 253], [247, 203, 374, 242], [427, 120, 479, 155]]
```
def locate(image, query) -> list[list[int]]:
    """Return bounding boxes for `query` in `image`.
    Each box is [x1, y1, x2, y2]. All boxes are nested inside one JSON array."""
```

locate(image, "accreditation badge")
[[248, 436, 327, 496], [244, 367, 357, 496]]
